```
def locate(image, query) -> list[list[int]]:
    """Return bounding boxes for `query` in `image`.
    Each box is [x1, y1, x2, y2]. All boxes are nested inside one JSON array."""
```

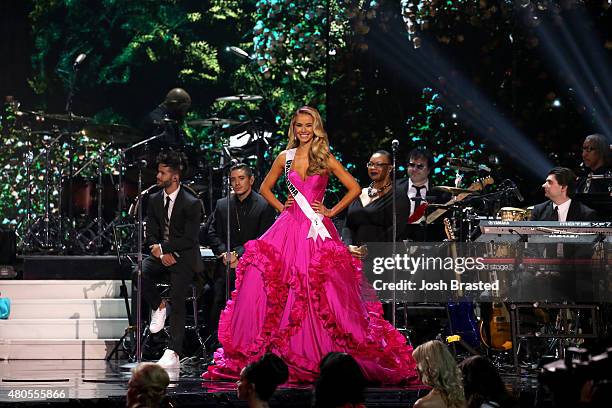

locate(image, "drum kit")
[[3, 93, 274, 255]]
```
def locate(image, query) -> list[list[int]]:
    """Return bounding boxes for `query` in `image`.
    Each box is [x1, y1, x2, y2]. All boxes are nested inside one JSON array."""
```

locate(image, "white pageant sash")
[[284, 148, 331, 241]]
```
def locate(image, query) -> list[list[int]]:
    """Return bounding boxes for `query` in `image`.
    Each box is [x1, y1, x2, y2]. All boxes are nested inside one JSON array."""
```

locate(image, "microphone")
[[139, 159, 148, 168], [227, 46, 252, 60], [73, 53, 87, 67], [507, 180, 524, 202], [391, 139, 399, 151]]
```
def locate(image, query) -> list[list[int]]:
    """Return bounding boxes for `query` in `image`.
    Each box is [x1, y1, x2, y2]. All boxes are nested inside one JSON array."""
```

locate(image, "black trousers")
[[133, 256, 194, 356], [209, 262, 236, 340]]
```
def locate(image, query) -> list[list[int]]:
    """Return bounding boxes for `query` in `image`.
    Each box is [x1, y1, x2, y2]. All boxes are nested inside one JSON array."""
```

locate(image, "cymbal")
[[17, 111, 93, 123], [81, 124, 143, 145], [216, 94, 263, 102], [433, 186, 474, 195], [187, 117, 241, 127]]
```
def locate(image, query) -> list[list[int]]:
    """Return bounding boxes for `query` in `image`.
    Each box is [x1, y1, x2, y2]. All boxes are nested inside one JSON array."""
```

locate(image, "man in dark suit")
[[397, 148, 450, 241], [529, 167, 597, 302], [136, 150, 203, 368], [206, 163, 276, 342], [531, 167, 596, 222]]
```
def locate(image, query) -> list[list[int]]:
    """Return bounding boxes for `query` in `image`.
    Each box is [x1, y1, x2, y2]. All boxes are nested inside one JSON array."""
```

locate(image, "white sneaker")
[[149, 306, 167, 334], [156, 349, 180, 368]]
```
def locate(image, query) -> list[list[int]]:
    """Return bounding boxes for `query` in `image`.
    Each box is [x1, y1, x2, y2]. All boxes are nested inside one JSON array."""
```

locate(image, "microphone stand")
[[230, 48, 278, 129], [221, 145, 235, 302], [391, 142, 398, 328], [117, 134, 163, 368]]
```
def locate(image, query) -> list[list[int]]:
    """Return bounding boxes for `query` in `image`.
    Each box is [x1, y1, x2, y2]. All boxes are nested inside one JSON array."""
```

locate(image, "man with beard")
[[134, 150, 203, 368]]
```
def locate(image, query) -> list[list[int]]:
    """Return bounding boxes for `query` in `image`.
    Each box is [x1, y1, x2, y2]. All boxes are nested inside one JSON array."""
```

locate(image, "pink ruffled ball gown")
[[203, 170, 419, 384]]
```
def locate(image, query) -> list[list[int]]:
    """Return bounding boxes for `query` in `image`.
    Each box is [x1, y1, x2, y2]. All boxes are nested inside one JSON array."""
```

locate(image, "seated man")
[[397, 148, 449, 242], [206, 163, 276, 345], [576, 133, 611, 194], [529, 166, 596, 301], [531, 167, 596, 222], [134, 150, 203, 368]]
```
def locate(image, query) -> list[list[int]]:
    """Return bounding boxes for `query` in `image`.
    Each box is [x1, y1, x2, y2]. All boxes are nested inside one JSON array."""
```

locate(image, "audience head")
[[459, 355, 516, 408], [313, 352, 367, 408], [237, 353, 289, 403], [413, 340, 465, 408], [126, 362, 170, 408]]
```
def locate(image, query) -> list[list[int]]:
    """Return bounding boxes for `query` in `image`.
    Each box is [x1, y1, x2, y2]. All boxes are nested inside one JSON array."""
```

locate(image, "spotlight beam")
[[369, 30, 553, 177], [535, 12, 612, 138]]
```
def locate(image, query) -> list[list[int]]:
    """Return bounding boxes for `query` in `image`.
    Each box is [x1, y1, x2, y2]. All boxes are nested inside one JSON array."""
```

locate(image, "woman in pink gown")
[[203, 106, 418, 384]]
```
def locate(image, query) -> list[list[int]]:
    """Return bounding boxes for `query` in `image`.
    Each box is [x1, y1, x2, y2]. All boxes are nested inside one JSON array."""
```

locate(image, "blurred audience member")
[[413, 340, 465, 408], [313, 352, 368, 408], [458, 355, 517, 408], [127, 362, 170, 408], [237, 353, 289, 408]]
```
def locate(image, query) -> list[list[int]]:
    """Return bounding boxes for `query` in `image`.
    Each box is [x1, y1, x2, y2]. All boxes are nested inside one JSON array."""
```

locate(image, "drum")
[[100, 174, 138, 219], [497, 207, 526, 221], [524, 205, 534, 221], [62, 176, 95, 216], [62, 175, 138, 220]]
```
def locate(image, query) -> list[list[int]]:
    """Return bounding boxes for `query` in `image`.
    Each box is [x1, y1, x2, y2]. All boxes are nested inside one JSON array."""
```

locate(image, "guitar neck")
[[426, 192, 471, 224]]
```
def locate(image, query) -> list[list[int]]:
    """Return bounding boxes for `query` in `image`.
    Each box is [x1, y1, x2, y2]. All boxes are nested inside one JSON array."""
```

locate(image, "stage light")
[[552, 99, 561, 107]]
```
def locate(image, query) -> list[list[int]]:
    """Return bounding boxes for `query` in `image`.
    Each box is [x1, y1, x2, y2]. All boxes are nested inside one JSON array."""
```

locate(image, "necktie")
[[163, 196, 171, 240], [413, 185, 425, 208], [552, 205, 559, 221]]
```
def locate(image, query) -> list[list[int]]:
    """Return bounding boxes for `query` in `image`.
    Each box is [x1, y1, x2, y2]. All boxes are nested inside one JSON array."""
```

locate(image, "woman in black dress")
[[343, 150, 406, 257]]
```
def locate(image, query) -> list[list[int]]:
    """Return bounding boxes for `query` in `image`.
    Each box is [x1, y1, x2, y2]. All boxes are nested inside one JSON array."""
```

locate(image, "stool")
[[141, 282, 206, 359]]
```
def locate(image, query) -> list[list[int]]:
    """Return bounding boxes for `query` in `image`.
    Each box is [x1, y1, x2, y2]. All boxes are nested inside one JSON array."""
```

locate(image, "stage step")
[[0, 318, 128, 340], [0, 339, 121, 360], [0, 279, 130, 299], [0, 280, 130, 360], [8, 299, 127, 319]]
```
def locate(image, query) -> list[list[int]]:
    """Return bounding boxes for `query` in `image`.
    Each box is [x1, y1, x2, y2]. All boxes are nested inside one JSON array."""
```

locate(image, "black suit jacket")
[[396, 177, 451, 241], [145, 187, 204, 273], [530, 199, 597, 222]]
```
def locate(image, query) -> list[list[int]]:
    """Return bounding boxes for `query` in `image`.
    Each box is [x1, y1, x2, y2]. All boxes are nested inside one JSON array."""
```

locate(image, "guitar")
[[425, 176, 494, 224], [487, 269, 512, 350], [443, 218, 481, 348]]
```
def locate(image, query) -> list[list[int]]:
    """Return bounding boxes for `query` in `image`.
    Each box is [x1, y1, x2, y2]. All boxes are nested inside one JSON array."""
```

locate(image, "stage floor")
[[0, 359, 538, 407]]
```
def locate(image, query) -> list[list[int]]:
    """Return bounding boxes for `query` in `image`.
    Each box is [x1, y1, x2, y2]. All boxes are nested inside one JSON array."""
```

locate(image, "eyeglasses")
[[582, 146, 596, 153], [366, 162, 392, 169], [408, 162, 426, 170]]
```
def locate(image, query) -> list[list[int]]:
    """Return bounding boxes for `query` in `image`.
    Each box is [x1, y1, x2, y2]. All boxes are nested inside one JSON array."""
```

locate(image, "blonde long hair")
[[286, 106, 330, 175], [413, 340, 465, 408]]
